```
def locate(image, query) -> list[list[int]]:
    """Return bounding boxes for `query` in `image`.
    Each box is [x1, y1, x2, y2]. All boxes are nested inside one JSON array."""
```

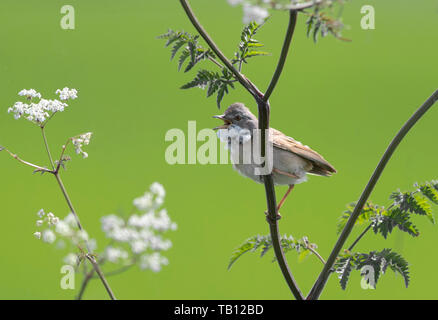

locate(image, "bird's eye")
[[235, 115, 241, 121]]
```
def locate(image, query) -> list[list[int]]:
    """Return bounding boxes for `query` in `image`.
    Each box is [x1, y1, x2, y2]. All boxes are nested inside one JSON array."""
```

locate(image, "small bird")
[[213, 102, 336, 215]]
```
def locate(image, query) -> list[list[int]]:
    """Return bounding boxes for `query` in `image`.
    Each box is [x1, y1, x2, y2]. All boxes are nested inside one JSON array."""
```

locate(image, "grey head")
[[213, 102, 258, 131]]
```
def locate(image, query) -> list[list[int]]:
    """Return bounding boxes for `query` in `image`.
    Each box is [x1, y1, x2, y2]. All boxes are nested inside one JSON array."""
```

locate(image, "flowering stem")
[[86, 254, 117, 300], [76, 269, 94, 300], [53, 172, 116, 300], [41, 127, 55, 170], [38, 127, 116, 300], [179, 0, 304, 300], [307, 88, 438, 300]]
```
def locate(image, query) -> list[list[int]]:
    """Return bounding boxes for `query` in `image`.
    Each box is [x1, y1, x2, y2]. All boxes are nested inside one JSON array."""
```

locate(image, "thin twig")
[[76, 269, 94, 300], [86, 254, 117, 300], [41, 127, 55, 170], [307, 88, 438, 300], [347, 224, 372, 252], [3, 148, 52, 173], [264, 10, 298, 102]]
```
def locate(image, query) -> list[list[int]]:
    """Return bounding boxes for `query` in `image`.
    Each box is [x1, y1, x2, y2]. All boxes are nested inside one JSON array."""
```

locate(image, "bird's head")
[[213, 102, 258, 131]]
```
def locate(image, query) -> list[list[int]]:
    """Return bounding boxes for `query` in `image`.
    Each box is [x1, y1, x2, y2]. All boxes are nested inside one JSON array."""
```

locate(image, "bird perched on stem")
[[213, 102, 336, 216]]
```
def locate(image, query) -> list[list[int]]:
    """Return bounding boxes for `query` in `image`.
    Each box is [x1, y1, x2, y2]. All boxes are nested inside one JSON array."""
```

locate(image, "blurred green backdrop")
[[0, 0, 437, 300]]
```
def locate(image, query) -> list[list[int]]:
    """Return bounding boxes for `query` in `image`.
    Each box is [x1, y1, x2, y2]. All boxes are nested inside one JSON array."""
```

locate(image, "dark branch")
[[179, 0, 303, 299], [179, 0, 263, 100], [264, 11, 298, 102], [307, 88, 438, 300]]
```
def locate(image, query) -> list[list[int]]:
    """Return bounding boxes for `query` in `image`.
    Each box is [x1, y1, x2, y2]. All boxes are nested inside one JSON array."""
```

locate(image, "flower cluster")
[[56, 87, 78, 101], [7, 88, 77, 125], [34, 209, 95, 265], [33, 183, 175, 273], [227, 0, 269, 24], [72, 132, 93, 159], [101, 183, 176, 272]]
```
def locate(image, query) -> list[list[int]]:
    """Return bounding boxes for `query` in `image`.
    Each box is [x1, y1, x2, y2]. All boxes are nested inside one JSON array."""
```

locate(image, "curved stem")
[[307, 88, 438, 300], [264, 11, 298, 102]]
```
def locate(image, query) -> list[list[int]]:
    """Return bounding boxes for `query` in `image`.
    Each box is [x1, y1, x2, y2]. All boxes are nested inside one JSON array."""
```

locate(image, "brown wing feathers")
[[270, 128, 337, 177]]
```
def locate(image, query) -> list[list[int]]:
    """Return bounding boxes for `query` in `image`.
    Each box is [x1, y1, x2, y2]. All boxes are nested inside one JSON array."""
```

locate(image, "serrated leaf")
[[170, 40, 186, 60], [418, 183, 438, 205], [178, 50, 190, 71], [337, 257, 353, 290]]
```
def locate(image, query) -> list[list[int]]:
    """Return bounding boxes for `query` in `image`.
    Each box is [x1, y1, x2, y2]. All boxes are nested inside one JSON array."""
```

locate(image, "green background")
[[0, 0, 437, 300]]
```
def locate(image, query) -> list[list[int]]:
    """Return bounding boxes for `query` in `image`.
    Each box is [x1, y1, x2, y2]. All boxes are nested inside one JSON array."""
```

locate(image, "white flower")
[[8, 88, 72, 124], [63, 253, 78, 266], [242, 4, 269, 24], [33, 231, 42, 240], [72, 132, 92, 158], [133, 192, 153, 211], [101, 214, 125, 233], [77, 230, 89, 241], [56, 87, 78, 101], [150, 182, 166, 199], [18, 89, 41, 99], [37, 209, 45, 218], [64, 213, 77, 228], [131, 239, 148, 254], [139, 253, 168, 272], [36, 220, 44, 227], [227, 0, 244, 6], [105, 247, 129, 263], [55, 221, 71, 236], [42, 230, 56, 244]]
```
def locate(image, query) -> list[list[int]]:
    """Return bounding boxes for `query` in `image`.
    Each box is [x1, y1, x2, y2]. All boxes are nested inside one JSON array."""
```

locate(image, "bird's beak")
[[213, 115, 231, 130]]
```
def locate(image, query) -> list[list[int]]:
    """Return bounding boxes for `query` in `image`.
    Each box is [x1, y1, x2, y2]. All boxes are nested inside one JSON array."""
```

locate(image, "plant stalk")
[[307, 88, 438, 300]]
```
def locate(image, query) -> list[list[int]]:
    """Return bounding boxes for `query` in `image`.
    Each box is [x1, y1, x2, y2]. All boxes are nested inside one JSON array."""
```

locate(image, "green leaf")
[[337, 202, 382, 234], [418, 182, 438, 205], [336, 255, 353, 290], [373, 207, 420, 239], [178, 50, 190, 71], [228, 234, 316, 270], [232, 19, 269, 70], [228, 235, 271, 270], [390, 191, 435, 223], [335, 249, 410, 290]]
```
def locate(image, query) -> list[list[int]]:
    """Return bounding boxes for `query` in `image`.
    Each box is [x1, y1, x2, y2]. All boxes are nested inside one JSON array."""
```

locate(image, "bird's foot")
[[264, 210, 282, 224]]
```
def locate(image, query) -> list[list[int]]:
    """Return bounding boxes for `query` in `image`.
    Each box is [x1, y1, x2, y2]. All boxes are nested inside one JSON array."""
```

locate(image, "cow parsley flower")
[[100, 183, 176, 272], [7, 88, 77, 125], [243, 4, 269, 24], [18, 89, 41, 99], [56, 87, 78, 101], [72, 132, 92, 159], [227, 0, 244, 6]]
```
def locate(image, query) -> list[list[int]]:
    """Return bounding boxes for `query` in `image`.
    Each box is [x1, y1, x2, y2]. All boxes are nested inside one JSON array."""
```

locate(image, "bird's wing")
[[270, 128, 337, 176]]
